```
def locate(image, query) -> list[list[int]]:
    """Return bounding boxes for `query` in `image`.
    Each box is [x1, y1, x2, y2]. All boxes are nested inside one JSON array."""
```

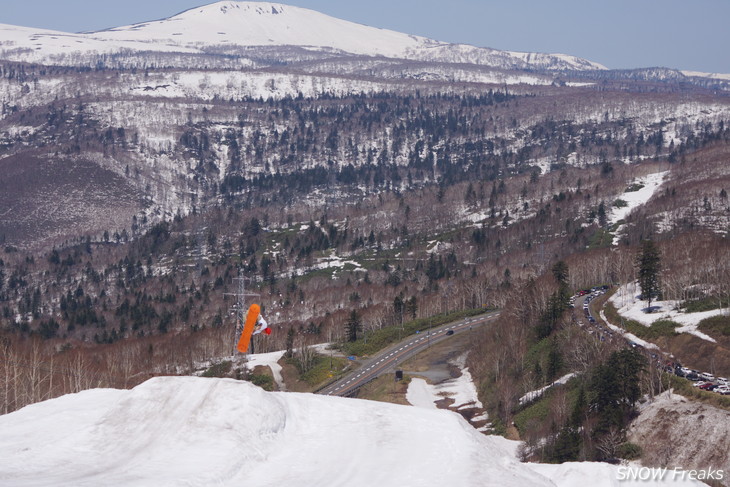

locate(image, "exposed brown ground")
[[278, 359, 314, 393], [629, 391, 730, 487]]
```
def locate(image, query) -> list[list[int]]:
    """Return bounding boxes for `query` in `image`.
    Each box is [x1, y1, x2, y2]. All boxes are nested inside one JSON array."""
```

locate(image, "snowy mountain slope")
[[1, 58, 728, 251], [412, 42, 604, 71], [92, 1, 436, 59], [0, 23, 199, 65], [0, 1, 604, 72], [682, 71, 730, 81], [0, 376, 705, 486]]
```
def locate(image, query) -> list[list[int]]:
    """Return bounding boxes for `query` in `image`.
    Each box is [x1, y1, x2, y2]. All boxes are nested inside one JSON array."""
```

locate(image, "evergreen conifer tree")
[[345, 309, 361, 342], [636, 240, 661, 310]]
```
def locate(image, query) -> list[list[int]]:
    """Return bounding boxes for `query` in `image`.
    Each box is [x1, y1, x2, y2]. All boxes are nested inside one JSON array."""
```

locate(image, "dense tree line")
[[5, 89, 726, 213], [1, 66, 729, 429]]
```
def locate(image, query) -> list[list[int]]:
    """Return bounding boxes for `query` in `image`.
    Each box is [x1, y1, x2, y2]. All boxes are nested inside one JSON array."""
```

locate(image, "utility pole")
[[224, 269, 259, 356]]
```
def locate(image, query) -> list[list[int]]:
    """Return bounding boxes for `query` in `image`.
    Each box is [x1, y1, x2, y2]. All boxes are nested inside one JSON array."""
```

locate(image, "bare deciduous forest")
[[1, 51, 730, 469]]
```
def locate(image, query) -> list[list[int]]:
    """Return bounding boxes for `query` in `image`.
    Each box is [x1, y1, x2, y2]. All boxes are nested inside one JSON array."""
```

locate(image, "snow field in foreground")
[[0, 376, 706, 486]]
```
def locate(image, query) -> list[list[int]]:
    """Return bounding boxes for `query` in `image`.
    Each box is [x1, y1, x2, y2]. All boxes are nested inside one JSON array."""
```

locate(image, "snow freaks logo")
[[617, 466, 724, 482]]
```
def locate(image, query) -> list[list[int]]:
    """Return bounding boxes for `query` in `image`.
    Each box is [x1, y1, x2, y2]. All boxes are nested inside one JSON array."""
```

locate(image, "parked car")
[[715, 386, 730, 395], [700, 372, 715, 381]]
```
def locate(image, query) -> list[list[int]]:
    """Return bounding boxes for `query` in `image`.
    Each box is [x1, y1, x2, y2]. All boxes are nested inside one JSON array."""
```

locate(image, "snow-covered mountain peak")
[[136, 1, 309, 24], [90, 0, 435, 58], [0, 1, 605, 71], [191, 1, 290, 16]]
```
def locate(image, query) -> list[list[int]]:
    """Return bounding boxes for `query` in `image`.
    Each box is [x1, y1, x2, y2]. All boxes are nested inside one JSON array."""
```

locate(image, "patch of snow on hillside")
[[426, 240, 452, 254], [311, 250, 363, 274], [406, 354, 490, 432], [406, 378, 439, 409], [506, 50, 607, 70], [519, 373, 577, 405], [245, 350, 286, 389], [599, 309, 660, 350], [124, 69, 398, 101], [609, 281, 720, 343], [610, 171, 669, 225], [611, 171, 669, 244], [0, 23, 198, 65]]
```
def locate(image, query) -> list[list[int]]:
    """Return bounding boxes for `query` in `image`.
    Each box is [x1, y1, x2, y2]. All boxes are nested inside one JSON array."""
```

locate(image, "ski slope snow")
[[0, 376, 707, 486]]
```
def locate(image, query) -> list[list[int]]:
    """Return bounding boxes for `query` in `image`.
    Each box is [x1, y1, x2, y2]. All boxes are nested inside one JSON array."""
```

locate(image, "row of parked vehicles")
[[571, 286, 611, 337], [572, 286, 729, 396], [675, 367, 730, 395]]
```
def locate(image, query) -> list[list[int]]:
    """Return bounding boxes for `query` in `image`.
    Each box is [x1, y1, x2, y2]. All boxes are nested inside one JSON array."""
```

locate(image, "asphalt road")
[[317, 311, 500, 397]]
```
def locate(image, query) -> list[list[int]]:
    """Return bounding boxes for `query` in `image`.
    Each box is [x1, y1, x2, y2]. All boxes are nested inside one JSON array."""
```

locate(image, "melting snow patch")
[[611, 171, 669, 244], [405, 378, 439, 409], [244, 350, 286, 390], [406, 353, 488, 433], [426, 240, 452, 254], [609, 282, 720, 343], [519, 373, 577, 405], [313, 250, 363, 273]]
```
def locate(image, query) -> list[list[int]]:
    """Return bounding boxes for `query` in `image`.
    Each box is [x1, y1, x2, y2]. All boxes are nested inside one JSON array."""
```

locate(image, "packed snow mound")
[[0, 376, 535, 486], [0, 377, 705, 486]]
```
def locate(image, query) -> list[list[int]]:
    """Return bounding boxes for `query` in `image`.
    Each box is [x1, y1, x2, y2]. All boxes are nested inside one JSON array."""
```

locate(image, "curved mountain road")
[[317, 311, 500, 397]]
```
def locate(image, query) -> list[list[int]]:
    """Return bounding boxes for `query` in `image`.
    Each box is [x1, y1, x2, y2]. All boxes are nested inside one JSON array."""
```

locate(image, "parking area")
[[674, 367, 730, 395], [571, 285, 730, 397], [571, 286, 614, 343]]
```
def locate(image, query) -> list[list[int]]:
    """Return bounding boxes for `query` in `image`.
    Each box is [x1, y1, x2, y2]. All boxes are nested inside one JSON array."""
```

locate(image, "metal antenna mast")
[[224, 269, 259, 355]]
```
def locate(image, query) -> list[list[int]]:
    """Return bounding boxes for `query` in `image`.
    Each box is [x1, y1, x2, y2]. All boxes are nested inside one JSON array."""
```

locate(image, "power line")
[[224, 269, 259, 355]]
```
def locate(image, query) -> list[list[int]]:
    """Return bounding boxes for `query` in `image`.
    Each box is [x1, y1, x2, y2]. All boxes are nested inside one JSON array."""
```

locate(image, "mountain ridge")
[[0, 1, 605, 72]]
